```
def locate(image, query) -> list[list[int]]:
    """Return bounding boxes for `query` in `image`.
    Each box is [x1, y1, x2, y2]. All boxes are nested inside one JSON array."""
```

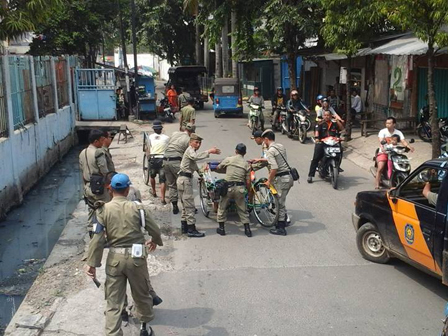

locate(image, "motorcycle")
[[291, 109, 310, 143], [417, 106, 448, 142], [248, 103, 264, 132], [272, 105, 286, 132], [158, 93, 176, 122], [318, 136, 343, 189], [369, 139, 415, 188]]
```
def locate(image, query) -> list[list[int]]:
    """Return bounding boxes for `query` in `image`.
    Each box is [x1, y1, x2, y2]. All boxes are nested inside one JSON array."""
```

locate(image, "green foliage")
[[0, 0, 63, 41], [137, 0, 196, 65]]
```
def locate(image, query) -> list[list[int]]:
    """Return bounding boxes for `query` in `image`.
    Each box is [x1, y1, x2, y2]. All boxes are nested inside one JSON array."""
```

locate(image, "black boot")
[[140, 323, 153, 336], [121, 309, 129, 322], [216, 222, 226, 236], [181, 221, 188, 234], [172, 202, 179, 215], [244, 224, 252, 237], [270, 221, 287, 236], [187, 225, 205, 238], [152, 295, 163, 306]]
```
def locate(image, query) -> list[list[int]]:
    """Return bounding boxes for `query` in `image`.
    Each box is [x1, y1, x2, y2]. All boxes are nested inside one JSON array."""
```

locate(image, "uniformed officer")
[[215, 143, 252, 237], [85, 173, 163, 336], [263, 130, 294, 236], [177, 133, 221, 237], [102, 131, 116, 172], [178, 87, 192, 109], [179, 97, 196, 131], [249, 130, 269, 171], [79, 129, 111, 237], [163, 123, 196, 214]]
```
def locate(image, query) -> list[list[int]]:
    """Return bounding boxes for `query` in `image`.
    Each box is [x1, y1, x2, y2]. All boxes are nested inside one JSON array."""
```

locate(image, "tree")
[[322, 0, 388, 141], [0, 0, 62, 43], [263, 0, 323, 91], [384, 0, 448, 158]]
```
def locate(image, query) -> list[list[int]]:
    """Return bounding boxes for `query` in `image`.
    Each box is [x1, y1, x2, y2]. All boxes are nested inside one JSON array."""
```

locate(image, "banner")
[[390, 56, 408, 102]]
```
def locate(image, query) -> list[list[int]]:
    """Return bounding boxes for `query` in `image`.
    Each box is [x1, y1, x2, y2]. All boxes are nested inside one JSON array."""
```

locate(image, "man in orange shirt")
[[166, 84, 178, 110]]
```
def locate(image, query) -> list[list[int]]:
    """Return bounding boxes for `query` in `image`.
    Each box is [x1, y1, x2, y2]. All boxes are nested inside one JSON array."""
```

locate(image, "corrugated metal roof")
[[367, 34, 447, 56], [319, 48, 372, 60]]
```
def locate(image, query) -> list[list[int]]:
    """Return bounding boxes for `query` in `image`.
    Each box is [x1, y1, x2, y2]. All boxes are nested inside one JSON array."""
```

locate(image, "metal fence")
[[9, 56, 34, 129], [34, 56, 55, 117], [55, 57, 69, 108], [0, 58, 7, 137]]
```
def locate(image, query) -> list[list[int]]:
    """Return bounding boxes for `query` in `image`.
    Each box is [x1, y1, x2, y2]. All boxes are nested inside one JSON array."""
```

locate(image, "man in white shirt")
[[146, 120, 170, 203], [351, 89, 362, 114], [375, 117, 414, 189]]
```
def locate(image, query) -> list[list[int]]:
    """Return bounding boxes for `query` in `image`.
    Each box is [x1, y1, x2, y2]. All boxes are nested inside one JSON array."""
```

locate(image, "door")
[[388, 165, 443, 274]]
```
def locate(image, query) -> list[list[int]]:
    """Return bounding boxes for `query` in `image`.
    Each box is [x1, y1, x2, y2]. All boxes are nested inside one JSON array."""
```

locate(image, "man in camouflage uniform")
[[85, 173, 163, 336], [215, 143, 252, 237], [177, 133, 221, 237]]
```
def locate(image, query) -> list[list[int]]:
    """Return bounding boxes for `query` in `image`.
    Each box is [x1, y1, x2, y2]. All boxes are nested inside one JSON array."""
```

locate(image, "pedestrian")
[[79, 129, 111, 237], [166, 84, 179, 111], [178, 87, 192, 109], [262, 130, 294, 236], [350, 89, 362, 125], [163, 123, 196, 214], [179, 96, 196, 131], [247, 87, 265, 131], [146, 120, 170, 204], [215, 143, 252, 237], [307, 110, 344, 184], [177, 133, 221, 237], [84, 173, 163, 336], [328, 89, 340, 112], [102, 131, 115, 172]]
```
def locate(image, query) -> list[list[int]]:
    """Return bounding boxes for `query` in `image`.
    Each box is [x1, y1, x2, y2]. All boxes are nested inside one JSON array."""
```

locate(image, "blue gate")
[[76, 69, 116, 120]]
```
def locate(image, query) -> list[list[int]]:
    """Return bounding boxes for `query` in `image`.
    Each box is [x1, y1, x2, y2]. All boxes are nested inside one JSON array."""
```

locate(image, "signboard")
[[339, 67, 347, 84], [390, 56, 407, 102]]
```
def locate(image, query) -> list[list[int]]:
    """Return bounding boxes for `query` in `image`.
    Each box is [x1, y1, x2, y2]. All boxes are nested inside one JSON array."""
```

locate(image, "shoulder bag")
[[272, 146, 300, 182], [85, 149, 105, 195]]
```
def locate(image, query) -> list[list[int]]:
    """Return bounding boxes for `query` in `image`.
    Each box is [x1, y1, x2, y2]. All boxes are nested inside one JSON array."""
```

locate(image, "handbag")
[[85, 150, 105, 195], [272, 146, 300, 182]]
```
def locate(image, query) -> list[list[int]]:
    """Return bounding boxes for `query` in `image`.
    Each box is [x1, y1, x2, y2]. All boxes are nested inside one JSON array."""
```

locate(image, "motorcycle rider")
[[315, 94, 324, 114], [317, 97, 343, 122], [286, 90, 308, 136], [307, 110, 344, 183], [247, 87, 265, 131], [375, 117, 414, 189], [271, 87, 286, 126]]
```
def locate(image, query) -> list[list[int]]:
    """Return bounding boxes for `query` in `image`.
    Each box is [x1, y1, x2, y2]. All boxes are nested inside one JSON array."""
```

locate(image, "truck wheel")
[[356, 223, 390, 264]]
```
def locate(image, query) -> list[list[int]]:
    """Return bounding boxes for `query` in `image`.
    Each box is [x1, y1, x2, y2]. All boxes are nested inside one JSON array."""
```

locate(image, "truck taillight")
[[215, 98, 220, 104], [238, 98, 242, 105]]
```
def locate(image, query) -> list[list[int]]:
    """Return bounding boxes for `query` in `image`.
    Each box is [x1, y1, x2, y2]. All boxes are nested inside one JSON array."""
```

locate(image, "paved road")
[[149, 103, 448, 336]]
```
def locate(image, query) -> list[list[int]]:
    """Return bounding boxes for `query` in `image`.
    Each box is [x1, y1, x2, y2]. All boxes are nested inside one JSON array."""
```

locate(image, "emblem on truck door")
[[405, 224, 415, 245]]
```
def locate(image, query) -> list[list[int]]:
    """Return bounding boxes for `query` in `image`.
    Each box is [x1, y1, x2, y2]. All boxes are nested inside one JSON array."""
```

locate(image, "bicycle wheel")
[[253, 184, 279, 227], [142, 154, 150, 185], [199, 180, 213, 218]]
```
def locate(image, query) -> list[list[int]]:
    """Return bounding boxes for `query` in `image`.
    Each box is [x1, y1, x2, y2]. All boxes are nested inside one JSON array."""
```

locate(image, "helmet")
[[291, 90, 299, 96], [276, 87, 283, 91], [254, 87, 260, 92], [316, 94, 324, 101], [321, 97, 328, 102]]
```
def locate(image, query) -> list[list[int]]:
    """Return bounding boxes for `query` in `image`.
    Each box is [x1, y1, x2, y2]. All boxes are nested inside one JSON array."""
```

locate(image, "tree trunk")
[[427, 45, 440, 158], [221, 17, 229, 77], [345, 56, 353, 142], [204, 36, 209, 74], [215, 42, 222, 78], [231, 10, 238, 78], [195, 22, 202, 65], [286, 52, 296, 90]]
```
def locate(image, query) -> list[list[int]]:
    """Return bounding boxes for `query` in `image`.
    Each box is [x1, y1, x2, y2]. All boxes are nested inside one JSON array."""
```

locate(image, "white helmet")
[[291, 90, 299, 96]]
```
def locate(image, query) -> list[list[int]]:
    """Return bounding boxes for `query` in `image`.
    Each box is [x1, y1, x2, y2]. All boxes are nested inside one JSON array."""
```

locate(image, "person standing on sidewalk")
[[179, 97, 196, 131], [263, 130, 293, 236], [102, 131, 115, 172], [215, 143, 252, 237], [177, 133, 221, 237], [163, 123, 196, 214], [79, 129, 110, 238], [85, 173, 163, 336]]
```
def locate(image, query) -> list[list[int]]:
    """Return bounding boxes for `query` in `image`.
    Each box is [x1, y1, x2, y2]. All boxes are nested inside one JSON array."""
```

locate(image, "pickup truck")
[[353, 158, 448, 283]]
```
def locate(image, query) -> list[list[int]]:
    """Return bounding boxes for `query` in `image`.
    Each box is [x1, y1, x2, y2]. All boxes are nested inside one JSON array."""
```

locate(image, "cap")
[[235, 143, 247, 154], [261, 129, 273, 137], [321, 97, 328, 102], [152, 120, 163, 130], [251, 130, 263, 139], [111, 173, 131, 190], [185, 123, 196, 132], [190, 133, 203, 141]]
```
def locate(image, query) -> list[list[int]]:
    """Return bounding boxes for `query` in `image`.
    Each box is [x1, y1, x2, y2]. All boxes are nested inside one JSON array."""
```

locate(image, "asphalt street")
[[148, 103, 448, 336]]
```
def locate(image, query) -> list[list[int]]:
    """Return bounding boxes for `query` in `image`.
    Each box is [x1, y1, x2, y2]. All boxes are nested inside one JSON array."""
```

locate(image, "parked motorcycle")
[[417, 106, 448, 142], [249, 103, 264, 132], [318, 136, 343, 189], [158, 93, 176, 122], [272, 105, 286, 132], [369, 139, 415, 188]]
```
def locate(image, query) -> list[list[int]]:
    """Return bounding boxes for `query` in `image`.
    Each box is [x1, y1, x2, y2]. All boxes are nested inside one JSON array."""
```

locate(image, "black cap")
[[235, 143, 247, 154], [187, 96, 195, 104], [252, 130, 263, 138]]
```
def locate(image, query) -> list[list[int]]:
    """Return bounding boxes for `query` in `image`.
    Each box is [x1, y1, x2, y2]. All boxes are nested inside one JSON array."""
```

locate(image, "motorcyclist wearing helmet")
[[286, 90, 309, 135], [315, 95, 324, 114], [248, 87, 265, 130], [317, 97, 343, 122], [271, 87, 286, 127]]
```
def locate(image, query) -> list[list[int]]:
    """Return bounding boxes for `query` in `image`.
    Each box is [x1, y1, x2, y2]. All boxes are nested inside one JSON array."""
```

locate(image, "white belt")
[[149, 154, 164, 159]]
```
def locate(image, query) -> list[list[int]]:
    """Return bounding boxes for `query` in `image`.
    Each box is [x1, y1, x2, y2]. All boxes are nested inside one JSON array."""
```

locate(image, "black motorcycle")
[[318, 136, 343, 189], [417, 106, 448, 142], [272, 105, 286, 132], [157, 93, 175, 122]]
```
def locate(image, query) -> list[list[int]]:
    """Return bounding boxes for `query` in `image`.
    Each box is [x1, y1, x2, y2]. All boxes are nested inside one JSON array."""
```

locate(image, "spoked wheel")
[[299, 125, 307, 143], [331, 160, 339, 189], [198, 180, 213, 218], [142, 154, 150, 185], [417, 124, 432, 142], [252, 184, 279, 227], [305, 118, 312, 131]]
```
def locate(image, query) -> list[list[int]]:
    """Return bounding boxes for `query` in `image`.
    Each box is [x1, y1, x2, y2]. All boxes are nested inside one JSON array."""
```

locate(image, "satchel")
[[85, 150, 105, 195], [272, 146, 300, 182], [214, 179, 229, 198]]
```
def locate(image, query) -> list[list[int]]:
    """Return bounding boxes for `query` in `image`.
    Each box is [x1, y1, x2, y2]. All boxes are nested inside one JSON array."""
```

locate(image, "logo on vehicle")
[[405, 224, 414, 245]]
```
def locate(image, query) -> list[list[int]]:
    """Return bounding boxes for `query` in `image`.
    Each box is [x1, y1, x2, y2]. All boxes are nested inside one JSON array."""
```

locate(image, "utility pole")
[[131, 0, 138, 117], [118, 0, 132, 118]]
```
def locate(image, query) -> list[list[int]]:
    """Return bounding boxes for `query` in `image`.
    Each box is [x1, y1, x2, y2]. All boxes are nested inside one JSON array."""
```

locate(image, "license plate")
[[328, 147, 341, 153]]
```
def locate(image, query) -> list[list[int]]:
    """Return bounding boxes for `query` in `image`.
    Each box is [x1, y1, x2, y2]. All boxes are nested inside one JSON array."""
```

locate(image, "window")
[[222, 86, 235, 94]]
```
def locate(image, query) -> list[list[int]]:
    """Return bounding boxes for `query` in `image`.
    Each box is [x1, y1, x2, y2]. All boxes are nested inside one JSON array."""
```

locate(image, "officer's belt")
[[179, 172, 192, 178], [275, 171, 290, 177], [164, 156, 182, 161], [149, 154, 164, 159], [109, 247, 132, 254], [227, 182, 245, 187]]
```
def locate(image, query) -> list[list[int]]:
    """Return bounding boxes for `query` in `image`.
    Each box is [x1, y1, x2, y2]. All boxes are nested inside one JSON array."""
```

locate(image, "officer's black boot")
[[172, 202, 179, 215], [140, 322, 153, 336], [244, 224, 252, 237], [216, 222, 226, 236], [187, 225, 205, 238], [181, 221, 188, 234], [152, 295, 163, 306], [270, 221, 287, 236], [121, 309, 129, 322]]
